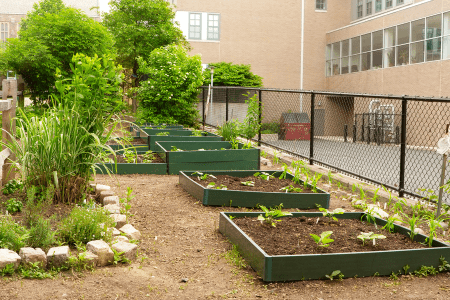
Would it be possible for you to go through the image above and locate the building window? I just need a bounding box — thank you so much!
[0,23,8,42]
[426,14,442,62]
[375,0,382,12]
[188,13,201,40]
[386,0,392,9]
[443,12,450,60]
[316,0,327,10]
[357,0,363,18]
[366,0,372,15]
[207,14,220,40]
[396,0,404,4]
[351,36,361,72]
[341,39,350,74]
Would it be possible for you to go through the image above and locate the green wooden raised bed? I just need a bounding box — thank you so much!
[179,170,329,208]
[148,135,223,151]
[141,128,192,136]
[156,141,260,175]
[95,151,166,175]
[219,212,450,282]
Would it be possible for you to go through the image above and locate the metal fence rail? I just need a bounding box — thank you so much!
[198,86,450,203]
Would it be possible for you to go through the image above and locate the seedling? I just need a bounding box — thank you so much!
[242,142,253,149]
[142,150,155,163]
[318,206,345,221]
[192,171,216,181]
[426,218,443,247]
[357,232,386,246]
[310,173,323,193]
[2,179,23,195]
[381,214,402,233]
[207,182,227,190]
[170,146,183,152]
[372,188,380,204]
[280,185,303,193]
[157,125,167,129]
[402,213,424,240]
[279,163,289,179]
[156,132,169,136]
[123,148,137,163]
[192,130,203,137]
[260,150,268,158]
[327,170,333,185]
[325,270,344,281]
[257,204,292,227]
[4,198,23,214]
[230,138,240,149]
[241,181,255,187]
[254,172,275,181]
[272,150,280,164]
[310,231,334,248]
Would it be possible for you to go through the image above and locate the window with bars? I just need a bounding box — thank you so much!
[207,14,220,40]
[366,0,372,15]
[357,0,363,18]
[0,23,8,42]
[188,13,201,40]
[316,0,327,10]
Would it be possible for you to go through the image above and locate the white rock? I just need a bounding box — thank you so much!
[366,204,389,219]
[109,227,121,237]
[352,200,365,206]
[99,191,115,201]
[111,241,138,261]
[86,240,114,266]
[103,195,120,206]
[113,236,129,243]
[95,184,111,193]
[104,204,121,214]
[47,246,70,268]
[119,224,141,241]
[110,214,127,229]
[0,249,21,269]
[79,251,98,268]
[414,228,425,235]
[19,247,47,267]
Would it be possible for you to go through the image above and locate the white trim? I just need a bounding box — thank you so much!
[315,10,328,13]
[327,0,432,34]
[186,39,220,43]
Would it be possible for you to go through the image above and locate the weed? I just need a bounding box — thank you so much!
[120,187,135,219]
[413,265,438,277]
[327,170,333,185]
[272,150,280,164]
[0,264,15,276]
[0,215,29,252]
[403,264,410,275]
[27,217,56,250]
[260,150,268,158]
[112,248,131,265]
[223,244,247,269]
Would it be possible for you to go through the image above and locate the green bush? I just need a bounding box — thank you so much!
[23,185,53,226]
[0,215,29,252]
[203,62,263,87]
[27,217,56,251]
[58,206,115,245]
[217,120,240,141]
[2,179,24,195]
[261,122,280,134]
[136,44,203,127]
[4,198,23,214]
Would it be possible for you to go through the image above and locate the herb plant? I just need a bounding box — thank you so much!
[142,150,156,163]
[123,149,137,163]
[325,270,344,281]
[257,205,292,227]
[357,232,386,246]
[310,231,334,248]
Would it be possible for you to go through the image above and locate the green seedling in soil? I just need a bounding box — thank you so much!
[123,148,137,163]
[418,188,438,203]
[260,150,268,158]
[310,231,334,248]
[112,248,130,265]
[364,208,378,228]
[327,170,333,185]
[242,142,253,149]
[120,187,135,219]
[372,188,380,204]
[318,206,345,221]
[142,150,156,163]
[4,198,23,214]
[302,172,311,190]
[393,198,407,214]
[439,256,450,272]
[257,204,292,227]
[2,179,23,195]
[207,183,227,190]
[382,215,402,233]
[280,185,303,193]
[241,181,255,187]
[272,150,280,164]
[156,132,169,136]
[358,184,366,200]
[403,264,410,275]
[414,265,438,277]
[357,232,386,246]
[279,163,289,179]
[310,173,323,193]
[170,146,184,152]
[325,270,344,281]
[192,130,203,137]
[230,138,240,150]
[157,125,167,129]
[192,171,217,181]
[253,172,275,181]
[337,181,343,190]
[426,218,443,247]
[382,186,395,209]
[0,263,15,276]
[402,213,424,240]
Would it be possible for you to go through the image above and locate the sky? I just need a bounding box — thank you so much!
[98,0,110,14]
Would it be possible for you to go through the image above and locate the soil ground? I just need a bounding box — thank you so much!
[1,163,450,299]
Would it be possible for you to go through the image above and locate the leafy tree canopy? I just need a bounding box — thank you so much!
[203,62,263,87]
[0,0,114,101]
[102,0,187,86]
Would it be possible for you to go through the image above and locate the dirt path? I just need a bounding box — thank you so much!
[1,170,450,299]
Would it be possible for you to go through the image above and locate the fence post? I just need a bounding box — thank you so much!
[258,89,262,146]
[202,87,205,128]
[309,92,315,165]
[399,96,407,197]
[1,79,16,185]
[226,87,229,123]
[344,124,348,142]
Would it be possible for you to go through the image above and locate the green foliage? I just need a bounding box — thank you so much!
[0,0,114,100]
[217,120,240,141]
[261,122,280,134]
[310,231,334,248]
[18,262,57,279]
[0,215,30,252]
[325,270,344,280]
[120,187,135,219]
[203,62,263,87]
[123,149,137,163]
[318,207,345,221]
[279,185,303,193]
[357,232,386,246]
[58,206,114,245]
[2,179,24,195]
[23,185,54,227]
[112,248,131,265]
[413,265,438,277]
[192,171,217,181]
[4,198,23,214]
[27,217,56,251]
[207,182,228,190]
[156,132,170,136]
[239,92,262,141]
[241,181,255,187]
[103,0,187,86]
[257,204,293,227]
[142,150,156,163]
[136,44,203,126]
[253,172,275,181]
[223,244,247,269]
[0,264,15,276]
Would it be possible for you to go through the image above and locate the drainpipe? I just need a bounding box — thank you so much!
[300,0,305,112]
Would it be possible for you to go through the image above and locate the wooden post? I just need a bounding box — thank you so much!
[1,79,16,184]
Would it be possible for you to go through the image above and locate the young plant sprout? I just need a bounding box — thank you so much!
[257,204,292,227]
[381,214,402,233]
[170,146,183,152]
[241,181,255,187]
[280,185,303,193]
[310,173,323,193]
[254,172,275,181]
[142,150,155,163]
[327,170,333,185]
[123,148,137,163]
[156,132,169,136]
[325,270,344,281]
[426,218,443,247]
[192,130,203,137]
[402,213,425,240]
[310,231,334,248]
[230,138,240,149]
[272,150,280,164]
[279,163,289,180]
[357,232,386,246]
[318,207,345,221]
[207,182,227,190]
[372,188,380,204]
[192,171,217,181]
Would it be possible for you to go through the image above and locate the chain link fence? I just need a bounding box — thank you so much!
[198,86,450,203]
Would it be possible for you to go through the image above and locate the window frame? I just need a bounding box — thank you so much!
[188,12,202,40]
[0,22,9,42]
[206,13,220,41]
[316,0,327,10]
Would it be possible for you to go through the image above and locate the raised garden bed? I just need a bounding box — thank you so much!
[95,151,166,175]
[156,141,260,175]
[219,212,450,282]
[141,128,191,136]
[107,137,149,151]
[148,135,223,151]
[179,170,329,208]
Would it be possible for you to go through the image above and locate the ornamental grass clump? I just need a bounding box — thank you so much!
[58,206,115,245]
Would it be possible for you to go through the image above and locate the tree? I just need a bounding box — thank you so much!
[203,62,263,87]
[102,0,187,88]
[136,44,203,126]
[0,0,114,101]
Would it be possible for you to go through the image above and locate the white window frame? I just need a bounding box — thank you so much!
[316,0,327,11]
[207,14,220,41]
[188,13,202,40]
[0,22,8,42]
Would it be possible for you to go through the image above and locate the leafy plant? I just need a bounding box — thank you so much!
[426,218,443,247]
[170,146,184,152]
[0,264,15,276]
[280,185,303,193]
[206,182,227,190]
[112,248,131,265]
[156,132,170,136]
[27,216,56,251]
[382,215,402,233]
[402,213,424,240]
[4,198,23,214]
[327,170,333,185]
[272,150,280,164]
[123,149,137,163]
[202,62,263,87]
[217,120,240,142]
[413,265,438,277]
[310,173,323,193]
[142,150,156,163]
[279,163,289,180]
[120,187,135,219]
[325,270,344,281]
[318,207,345,221]
[192,130,203,137]
[2,179,23,195]
[192,171,217,181]
[254,172,275,181]
[257,204,292,227]
[357,232,386,246]
[238,92,261,143]
[260,150,268,158]
[310,231,334,248]
[0,215,30,252]
[23,185,54,227]
[241,181,255,187]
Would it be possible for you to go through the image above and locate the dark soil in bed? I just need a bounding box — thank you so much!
[233,216,428,256]
[190,175,317,193]
[107,153,165,164]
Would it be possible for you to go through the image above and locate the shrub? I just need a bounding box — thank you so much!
[58,206,115,245]
[217,120,240,141]
[0,215,29,252]
[2,179,24,195]
[4,198,23,214]
[23,185,53,226]
[136,44,203,127]
[27,217,56,251]
[203,62,263,87]
[261,122,280,134]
